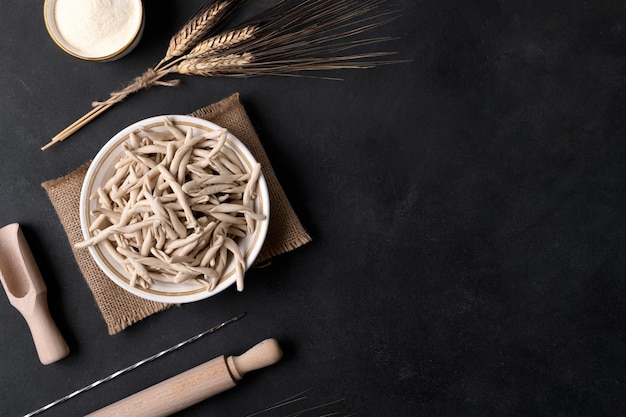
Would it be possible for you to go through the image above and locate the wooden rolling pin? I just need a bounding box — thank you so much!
[0,223,69,365]
[87,338,283,417]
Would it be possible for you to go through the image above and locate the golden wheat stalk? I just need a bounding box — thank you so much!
[42,0,403,151]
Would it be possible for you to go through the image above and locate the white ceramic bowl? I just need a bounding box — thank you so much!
[44,0,145,61]
[79,115,270,303]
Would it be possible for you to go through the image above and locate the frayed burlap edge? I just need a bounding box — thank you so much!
[42,163,171,335]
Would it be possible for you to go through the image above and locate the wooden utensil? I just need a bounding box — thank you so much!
[87,338,283,417]
[25,315,245,417]
[0,223,69,365]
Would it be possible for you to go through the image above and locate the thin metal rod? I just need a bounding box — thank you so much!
[24,313,246,417]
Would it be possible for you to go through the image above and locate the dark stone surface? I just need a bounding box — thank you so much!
[1,1,625,416]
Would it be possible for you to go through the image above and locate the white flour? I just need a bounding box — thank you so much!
[54,0,141,57]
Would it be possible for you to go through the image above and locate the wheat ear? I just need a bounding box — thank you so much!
[176,53,254,76]
[186,26,257,58]
[157,0,231,68]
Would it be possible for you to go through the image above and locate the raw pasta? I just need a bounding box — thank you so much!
[76,118,265,292]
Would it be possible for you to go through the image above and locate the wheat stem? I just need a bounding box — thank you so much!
[42,103,113,150]
[41,68,177,150]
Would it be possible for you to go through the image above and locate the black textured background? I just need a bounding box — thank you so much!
[1,1,625,416]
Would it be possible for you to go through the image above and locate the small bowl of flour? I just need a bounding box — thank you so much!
[44,0,144,61]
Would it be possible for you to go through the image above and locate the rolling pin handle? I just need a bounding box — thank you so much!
[86,338,283,417]
[227,338,283,381]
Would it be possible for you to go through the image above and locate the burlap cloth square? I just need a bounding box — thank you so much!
[42,93,311,335]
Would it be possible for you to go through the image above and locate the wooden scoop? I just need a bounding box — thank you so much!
[0,223,69,365]
[87,338,283,417]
